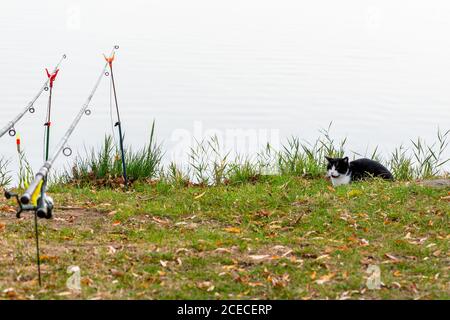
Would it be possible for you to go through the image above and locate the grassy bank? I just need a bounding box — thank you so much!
[0,176,448,299]
[0,125,449,189]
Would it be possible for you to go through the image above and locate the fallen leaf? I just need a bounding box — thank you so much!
[347,190,363,197]
[152,216,170,226]
[315,273,335,285]
[281,250,293,257]
[175,248,190,254]
[197,281,214,291]
[108,246,117,255]
[249,254,271,261]
[40,255,58,263]
[224,227,241,234]
[384,253,401,262]
[248,282,264,287]
[222,265,237,271]
[3,288,17,299]
[81,277,94,286]
[360,239,369,247]
[110,269,124,277]
[310,271,317,280]
[160,260,168,268]
[432,250,441,257]
[214,248,232,254]
[194,191,207,200]
[393,270,402,277]
[267,274,290,287]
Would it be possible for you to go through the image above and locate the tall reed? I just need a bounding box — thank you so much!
[66,121,163,186]
[0,157,12,188]
[52,123,450,187]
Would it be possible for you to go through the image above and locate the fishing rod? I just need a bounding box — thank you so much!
[20,45,118,207]
[0,54,66,138]
[21,68,60,285]
[104,52,128,188]
[44,68,59,161]
[4,45,118,286]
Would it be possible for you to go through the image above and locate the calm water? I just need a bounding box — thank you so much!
[1,0,449,179]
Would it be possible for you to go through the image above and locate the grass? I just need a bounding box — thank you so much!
[0,124,448,300]
[0,157,12,188]
[0,176,448,299]
[2,124,448,190]
[63,121,163,187]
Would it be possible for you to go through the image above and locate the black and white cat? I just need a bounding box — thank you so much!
[325,156,393,186]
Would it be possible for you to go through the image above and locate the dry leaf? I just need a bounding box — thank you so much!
[40,255,58,263]
[81,277,94,286]
[393,270,402,277]
[3,288,17,299]
[315,273,335,285]
[347,190,363,197]
[384,253,400,262]
[224,227,241,234]
[214,248,232,254]
[249,254,271,261]
[110,269,124,277]
[160,260,168,268]
[359,239,369,247]
[108,246,117,255]
[432,250,441,257]
[197,281,214,291]
[248,282,264,287]
[194,191,207,200]
[267,274,290,287]
[175,248,190,254]
[152,216,170,226]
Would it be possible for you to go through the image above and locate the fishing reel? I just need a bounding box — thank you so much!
[4,190,53,219]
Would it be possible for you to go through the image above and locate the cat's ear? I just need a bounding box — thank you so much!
[325,156,333,163]
[343,157,349,163]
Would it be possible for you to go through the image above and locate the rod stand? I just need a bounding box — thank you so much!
[4,189,53,286]
[4,190,53,219]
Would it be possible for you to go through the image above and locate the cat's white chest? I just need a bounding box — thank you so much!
[331,174,351,186]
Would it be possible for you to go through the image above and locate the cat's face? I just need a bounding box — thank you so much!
[325,156,349,178]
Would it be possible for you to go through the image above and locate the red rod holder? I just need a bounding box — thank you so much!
[45,68,59,88]
[103,52,115,66]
